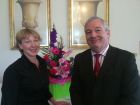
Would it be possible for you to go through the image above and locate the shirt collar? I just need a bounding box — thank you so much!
[91,45,109,56]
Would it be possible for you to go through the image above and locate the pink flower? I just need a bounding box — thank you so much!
[63,49,72,57]
[50,68,58,75]
[43,54,49,61]
[59,58,65,63]
[50,60,57,67]
[60,62,70,71]
[51,47,60,55]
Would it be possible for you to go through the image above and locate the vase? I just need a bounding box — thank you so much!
[17,0,41,29]
[49,82,71,100]
[76,0,102,25]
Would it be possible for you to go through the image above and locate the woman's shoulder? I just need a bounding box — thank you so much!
[3,58,22,77]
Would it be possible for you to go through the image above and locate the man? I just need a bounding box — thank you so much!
[70,16,140,105]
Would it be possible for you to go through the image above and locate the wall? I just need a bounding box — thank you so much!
[0,0,140,101]
[109,0,140,70]
[0,0,20,80]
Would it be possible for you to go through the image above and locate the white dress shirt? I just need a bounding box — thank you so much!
[91,45,109,70]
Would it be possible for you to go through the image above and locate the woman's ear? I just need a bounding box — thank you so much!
[18,43,23,50]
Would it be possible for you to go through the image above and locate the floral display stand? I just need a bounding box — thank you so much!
[49,82,71,100]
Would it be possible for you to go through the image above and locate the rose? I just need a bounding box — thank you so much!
[44,54,49,61]
[50,60,57,67]
[50,68,57,75]
[50,47,60,55]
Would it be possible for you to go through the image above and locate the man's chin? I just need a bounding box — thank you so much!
[91,45,101,52]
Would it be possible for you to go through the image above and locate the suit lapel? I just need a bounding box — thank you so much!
[82,50,96,80]
[98,46,117,78]
[85,49,93,73]
[84,50,98,82]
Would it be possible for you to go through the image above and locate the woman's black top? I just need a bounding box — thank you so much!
[1,54,52,105]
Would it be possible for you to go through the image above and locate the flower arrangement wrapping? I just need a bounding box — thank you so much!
[42,26,74,85]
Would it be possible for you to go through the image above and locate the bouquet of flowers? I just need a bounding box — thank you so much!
[42,26,74,84]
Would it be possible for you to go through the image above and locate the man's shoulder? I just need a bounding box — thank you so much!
[76,49,91,56]
[74,49,91,60]
[109,45,135,57]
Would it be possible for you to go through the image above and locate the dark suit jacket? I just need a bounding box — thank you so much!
[70,45,140,105]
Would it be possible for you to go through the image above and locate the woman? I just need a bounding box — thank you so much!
[1,28,69,105]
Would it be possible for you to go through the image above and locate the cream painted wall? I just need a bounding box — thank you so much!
[109,0,140,72]
[0,0,140,82]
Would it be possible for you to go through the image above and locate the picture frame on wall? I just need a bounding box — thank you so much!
[9,0,51,49]
[68,0,109,48]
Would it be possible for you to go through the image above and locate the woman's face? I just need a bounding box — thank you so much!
[19,34,40,58]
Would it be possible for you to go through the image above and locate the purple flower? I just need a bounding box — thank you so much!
[50,26,57,47]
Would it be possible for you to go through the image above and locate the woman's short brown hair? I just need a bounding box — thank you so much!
[15,28,41,53]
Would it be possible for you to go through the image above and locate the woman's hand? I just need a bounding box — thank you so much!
[53,100,70,105]
[49,97,71,105]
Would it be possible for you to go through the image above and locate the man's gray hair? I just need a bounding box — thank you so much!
[84,16,109,31]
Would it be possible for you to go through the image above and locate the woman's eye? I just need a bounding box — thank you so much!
[34,39,39,42]
[24,40,31,43]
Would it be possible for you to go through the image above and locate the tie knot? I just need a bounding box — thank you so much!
[94,54,101,59]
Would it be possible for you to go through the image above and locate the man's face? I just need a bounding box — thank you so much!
[85,19,110,53]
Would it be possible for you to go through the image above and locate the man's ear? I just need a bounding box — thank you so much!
[107,30,110,37]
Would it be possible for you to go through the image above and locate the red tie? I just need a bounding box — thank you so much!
[94,54,101,76]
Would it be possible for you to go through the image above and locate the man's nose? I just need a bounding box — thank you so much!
[91,30,97,37]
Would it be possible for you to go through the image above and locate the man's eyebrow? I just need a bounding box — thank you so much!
[95,27,102,29]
